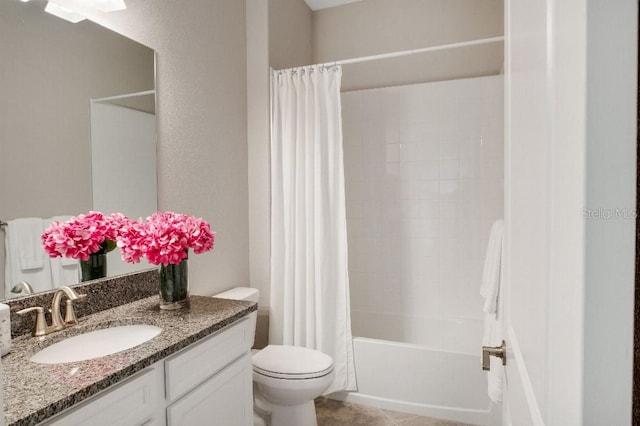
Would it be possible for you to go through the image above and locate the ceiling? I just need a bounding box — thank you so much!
[303,0,363,11]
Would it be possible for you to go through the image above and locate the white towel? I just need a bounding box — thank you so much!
[46,216,79,285]
[50,257,80,286]
[12,218,45,270]
[4,219,53,298]
[481,220,504,314]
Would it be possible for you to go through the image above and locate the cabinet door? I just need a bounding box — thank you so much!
[165,317,252,402]
[45,363,165,426]
[167,353,252,426]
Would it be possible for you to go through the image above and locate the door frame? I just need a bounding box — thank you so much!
[633,5,640,420]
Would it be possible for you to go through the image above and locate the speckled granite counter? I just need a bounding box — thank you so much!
[2,295,257,426]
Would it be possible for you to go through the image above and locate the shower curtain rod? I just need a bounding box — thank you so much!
[275,36,504,71]
[92,89,155,103]
[329,36,504,66]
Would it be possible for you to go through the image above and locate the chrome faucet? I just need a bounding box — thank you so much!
[17,286,86,337]
[11,281,34,295]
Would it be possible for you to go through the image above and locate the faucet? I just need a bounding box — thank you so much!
[17,286,86,337]
[50,286,86,328]
[11,281,34,295]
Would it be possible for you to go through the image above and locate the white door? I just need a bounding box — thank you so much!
[502,1,636,425]
[501,0,586,424]
[502,0,552,423]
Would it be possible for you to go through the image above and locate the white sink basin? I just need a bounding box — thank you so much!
[30,324,162,364]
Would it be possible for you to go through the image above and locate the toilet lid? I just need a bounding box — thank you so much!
[252,345,334,380]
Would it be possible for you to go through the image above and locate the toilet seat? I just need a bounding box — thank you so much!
[253,365,334,380]
[252,345,334,380]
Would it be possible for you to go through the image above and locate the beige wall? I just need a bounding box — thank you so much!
[0,0,153,293]
[312,0,504,90]
[75,0,250,297]
[247,0,271,349]
[269,0,313,69]
[247,0,312,348]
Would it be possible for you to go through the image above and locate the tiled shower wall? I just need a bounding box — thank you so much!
[342,75,504,351]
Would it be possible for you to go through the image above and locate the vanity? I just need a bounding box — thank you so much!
[2,293,257,426]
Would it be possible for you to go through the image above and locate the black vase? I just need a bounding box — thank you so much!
[80,253,107,282]
[159,257,189,310]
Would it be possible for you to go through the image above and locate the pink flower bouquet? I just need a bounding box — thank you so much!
[42,211,129,261]
[117,211,215,266]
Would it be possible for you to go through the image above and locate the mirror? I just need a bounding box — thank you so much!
[0,0,157,298]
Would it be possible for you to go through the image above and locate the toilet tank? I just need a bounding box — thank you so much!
[214,287,259,345]
[214,287,259,303]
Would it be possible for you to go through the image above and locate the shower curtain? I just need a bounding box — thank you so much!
[269,65,356,394]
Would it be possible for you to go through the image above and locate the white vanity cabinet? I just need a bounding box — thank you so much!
[42,364,165,426]
[166,353,252,425]
[43,317,253,426]
[164,316,253,425]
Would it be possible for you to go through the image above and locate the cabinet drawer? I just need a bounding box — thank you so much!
[166,353,253,426]
[44,363,165,426]
[165,317,252,402]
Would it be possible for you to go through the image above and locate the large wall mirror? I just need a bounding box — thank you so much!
[0,0,157,299]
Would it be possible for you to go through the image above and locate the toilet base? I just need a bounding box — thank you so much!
[270,400,318,426]
[251,345,335,426]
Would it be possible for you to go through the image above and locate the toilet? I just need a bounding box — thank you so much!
[214,287,335,426]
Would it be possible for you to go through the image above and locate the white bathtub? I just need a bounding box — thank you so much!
[332,314,501,425]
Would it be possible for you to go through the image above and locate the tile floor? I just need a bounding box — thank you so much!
[314,397,473,426]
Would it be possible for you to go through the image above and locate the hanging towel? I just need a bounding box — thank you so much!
[50,257,80,286]
[481,220,504,314]
[46,217,79,285]
[4,219,53,298]
[12,218,45,270]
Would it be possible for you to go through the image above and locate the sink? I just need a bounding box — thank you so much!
[30,324,162,364]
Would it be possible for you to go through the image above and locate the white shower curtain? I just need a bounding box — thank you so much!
[269,65,357,394]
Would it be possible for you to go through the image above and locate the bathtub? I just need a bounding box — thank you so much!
[332,314,502,425]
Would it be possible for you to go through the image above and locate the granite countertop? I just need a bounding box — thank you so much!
[2,295,257,426]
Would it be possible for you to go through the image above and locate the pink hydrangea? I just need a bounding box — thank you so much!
[41,212,127,261]
[116,218,149,264]
[105,213,130,241]
[117,211,215,266]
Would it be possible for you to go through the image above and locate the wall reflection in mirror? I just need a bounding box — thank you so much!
[0,0,157,299]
